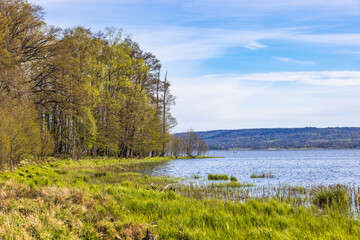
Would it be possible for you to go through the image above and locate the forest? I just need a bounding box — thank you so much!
[0,0,180,169]
[195,127,360,150]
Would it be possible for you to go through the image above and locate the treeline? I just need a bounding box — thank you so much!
[195,127,360,150]
[171,130,208,158]
[0,0,176,168]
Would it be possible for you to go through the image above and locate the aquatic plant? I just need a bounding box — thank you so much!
[208,174,229,180]
[312,186,348,209]
[230,176,238,182]
[250,173,265,178]
[250,171,275,178]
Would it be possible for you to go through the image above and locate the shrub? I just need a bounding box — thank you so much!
[193,174,200,179]
[230,176,237,182]
[208,174,229,180]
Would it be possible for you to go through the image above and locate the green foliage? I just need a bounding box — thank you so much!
[208,174,229,180]
[0,0,178,168]
[193,174,200,179]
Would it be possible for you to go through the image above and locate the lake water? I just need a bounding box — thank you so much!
[153,150,360,186]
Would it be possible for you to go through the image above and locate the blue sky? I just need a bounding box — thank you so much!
[31,0,360,132]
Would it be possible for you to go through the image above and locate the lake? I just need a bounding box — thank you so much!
[153,149,360,186]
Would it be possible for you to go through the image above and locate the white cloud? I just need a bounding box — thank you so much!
[130,27,273,61]
[172,71,360,131]
[273,57,315,65]
[243,41,268,50]
[202,71,360,87]
[182,0,360,16]
[130,26,360,64]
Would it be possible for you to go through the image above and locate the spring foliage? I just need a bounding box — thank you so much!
[0,0,176,168]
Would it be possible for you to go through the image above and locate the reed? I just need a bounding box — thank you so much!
[208,174,229,180]
[250,171,275,178]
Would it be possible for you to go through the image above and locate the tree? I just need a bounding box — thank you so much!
[197,138,208,156]
[0,0,177,168]
[178,129,208,157]
[159,72,176,156]
[170,135,185,158]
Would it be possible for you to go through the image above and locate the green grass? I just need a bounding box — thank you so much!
[211,181,254,188]
[208,174,229,180]
[0,157,358,239]
[312,186,349,209]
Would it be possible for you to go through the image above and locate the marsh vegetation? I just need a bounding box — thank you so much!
[0,157,359,239]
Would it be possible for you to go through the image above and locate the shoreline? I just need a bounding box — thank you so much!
[0,157,358,239]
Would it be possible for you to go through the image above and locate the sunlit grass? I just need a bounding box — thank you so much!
[0,157,358,239]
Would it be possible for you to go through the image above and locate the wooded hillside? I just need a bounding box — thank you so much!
[192,127,360,150]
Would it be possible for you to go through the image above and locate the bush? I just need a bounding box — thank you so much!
[230,176,237,182]
[193,174,200,179]
[208,174,229,180]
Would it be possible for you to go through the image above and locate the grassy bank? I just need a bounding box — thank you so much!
[0,157,359,239]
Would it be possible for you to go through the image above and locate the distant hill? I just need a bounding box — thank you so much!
[185,127,360,150]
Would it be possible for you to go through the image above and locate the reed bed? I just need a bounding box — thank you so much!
[174,181,360,213]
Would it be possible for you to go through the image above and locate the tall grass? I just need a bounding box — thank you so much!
[0,157,358,239]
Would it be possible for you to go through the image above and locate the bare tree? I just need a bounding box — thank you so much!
[170,135,185,157]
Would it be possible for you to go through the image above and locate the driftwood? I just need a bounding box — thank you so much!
[160,184,171,192]
[150,183,175,192]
